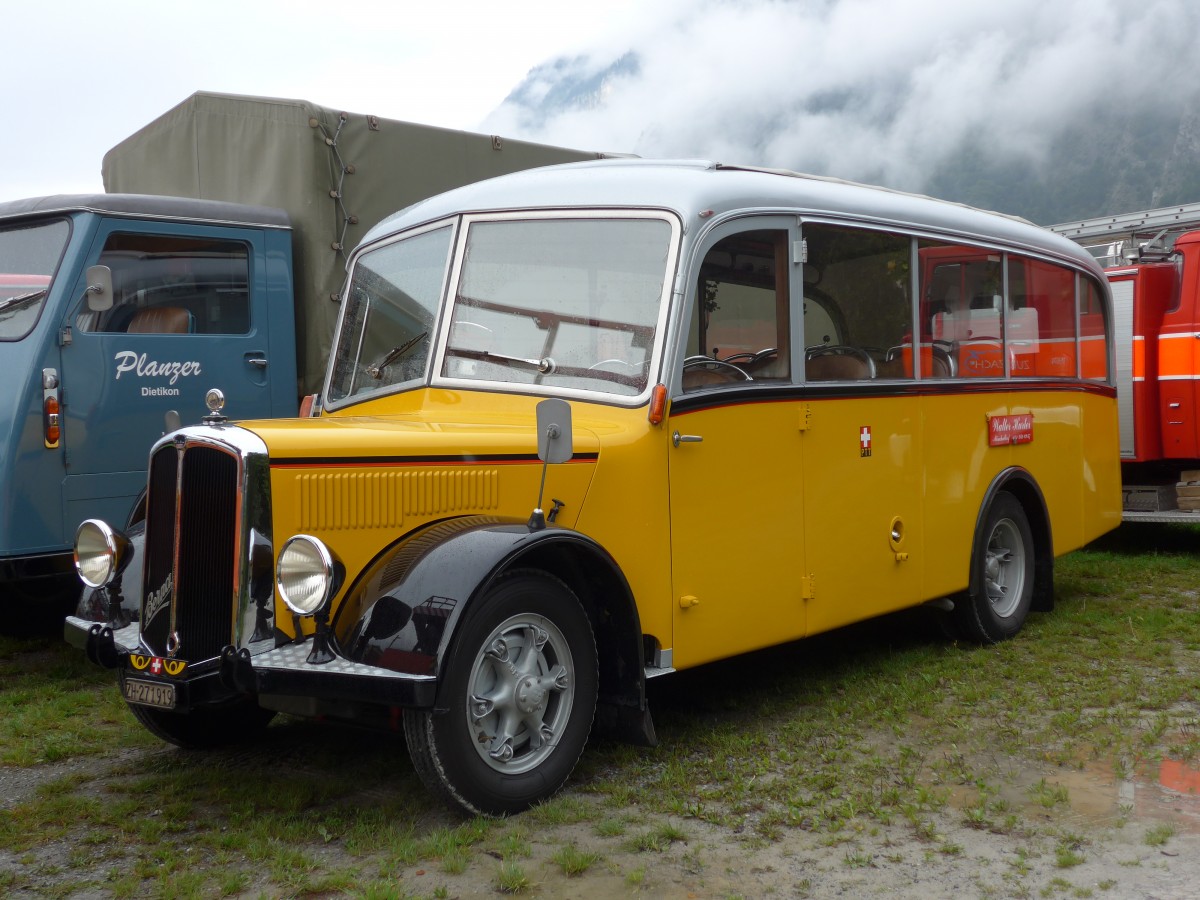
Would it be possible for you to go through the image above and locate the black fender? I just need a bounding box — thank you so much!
[970,468,1054,612]
[334,515,654,744]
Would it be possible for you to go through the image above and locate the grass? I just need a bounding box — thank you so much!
[3,522,1200,896]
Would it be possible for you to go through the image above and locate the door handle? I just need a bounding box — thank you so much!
[246,356,268,369]
[672,431,703,447]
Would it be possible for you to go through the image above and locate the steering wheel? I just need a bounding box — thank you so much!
[683,356,751,380]
[588,358,642,373]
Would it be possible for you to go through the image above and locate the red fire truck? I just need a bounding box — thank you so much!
[1052,202,1200,521]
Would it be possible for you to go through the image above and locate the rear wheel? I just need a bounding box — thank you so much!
[120,670,275,748]
[951,492,1035,644]
[404,569,597,816]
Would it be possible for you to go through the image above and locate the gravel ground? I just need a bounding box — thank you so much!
[3,733,1200,898]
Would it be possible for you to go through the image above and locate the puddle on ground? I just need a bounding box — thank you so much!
[952,756,1200,834]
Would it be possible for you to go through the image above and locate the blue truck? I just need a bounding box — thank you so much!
[0,92,603,621]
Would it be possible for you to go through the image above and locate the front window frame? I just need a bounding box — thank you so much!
[324,218,459,409]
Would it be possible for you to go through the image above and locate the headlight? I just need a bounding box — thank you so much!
[276,535,338,616]
[74,519,131,588]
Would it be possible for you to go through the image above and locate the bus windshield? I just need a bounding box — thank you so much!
[0,218,70,341]
[441,216,674,399]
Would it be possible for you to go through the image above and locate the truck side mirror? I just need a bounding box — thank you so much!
[85,265,114,312]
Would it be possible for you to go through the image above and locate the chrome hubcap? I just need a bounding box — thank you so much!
[465,614,574,774]
[984,518,1025,619]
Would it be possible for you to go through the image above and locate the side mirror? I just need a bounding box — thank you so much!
[536,398,573,464]
[85,265,113,312]
[529,398,573,530]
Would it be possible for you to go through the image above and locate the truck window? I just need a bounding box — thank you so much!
[76,233,250,335]
[0,218,69,342]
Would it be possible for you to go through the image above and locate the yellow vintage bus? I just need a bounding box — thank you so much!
[68,160,1121,815]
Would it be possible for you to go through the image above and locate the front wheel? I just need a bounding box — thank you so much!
[951,492,1035,644]
[404,570,598,816]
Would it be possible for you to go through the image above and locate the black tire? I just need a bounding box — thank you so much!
[403,569,598,816]
[0,572,81,638]
[951,492,1035,644]
[120,670,275,749]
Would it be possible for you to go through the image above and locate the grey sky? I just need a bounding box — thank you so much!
[4,0,1196,203]
[0,0,642,200]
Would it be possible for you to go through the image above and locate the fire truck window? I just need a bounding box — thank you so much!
[683,229,790,391]
[76,233,251,335]
[801,224,910,381]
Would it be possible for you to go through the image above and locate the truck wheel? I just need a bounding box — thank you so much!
[953,492,1035,644]
[120,671,275,749]
[403,570,598,816]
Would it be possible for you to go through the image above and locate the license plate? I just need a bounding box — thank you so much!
[123,678,176,709]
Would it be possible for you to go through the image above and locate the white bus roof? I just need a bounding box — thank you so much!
[362,159,1104,278]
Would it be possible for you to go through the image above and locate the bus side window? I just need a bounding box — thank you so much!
[1080,275,1109,381]
[1010,256,1076,378]
[802,224,911,381]
[920,245,1003,378]
[683,229,790,392]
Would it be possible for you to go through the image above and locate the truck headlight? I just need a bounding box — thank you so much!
[74,519,131,588]
[276,535,340,617]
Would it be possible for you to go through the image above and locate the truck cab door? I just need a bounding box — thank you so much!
[57,220,276,538]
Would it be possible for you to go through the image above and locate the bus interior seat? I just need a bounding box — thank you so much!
[931,344,956,377]
[805,346,876,381]
[875,355,906,379]
[126,306,196,334]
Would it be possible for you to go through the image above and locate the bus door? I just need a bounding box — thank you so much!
[667,222,808,669]
[798,222,923,635]
[59,221,268,538]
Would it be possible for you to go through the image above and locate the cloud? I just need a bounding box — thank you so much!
[483,0,1200,191]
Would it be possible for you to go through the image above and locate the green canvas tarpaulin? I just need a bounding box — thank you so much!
[102,91,606,394]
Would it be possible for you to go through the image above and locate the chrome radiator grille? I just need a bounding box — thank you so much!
[140,441,241,662]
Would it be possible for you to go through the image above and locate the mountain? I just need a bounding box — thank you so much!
[490,52,1200,227]
[926,94,1200,225]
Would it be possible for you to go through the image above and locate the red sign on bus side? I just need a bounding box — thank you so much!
[988,414,1033,447]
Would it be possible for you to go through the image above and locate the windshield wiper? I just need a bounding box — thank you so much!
[447,347,557,374]
[366,331,428,379]
[0,289,47,316]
